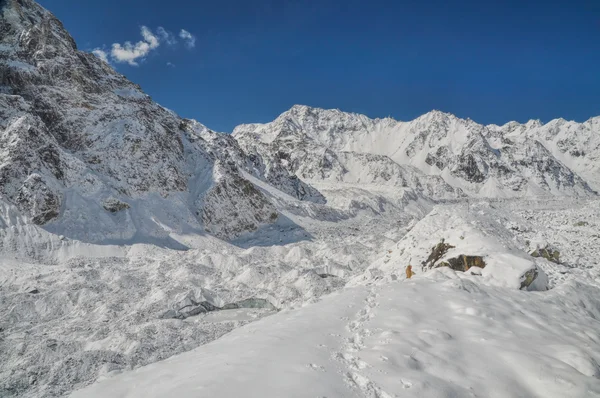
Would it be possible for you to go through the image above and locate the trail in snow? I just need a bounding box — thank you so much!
[72,272,600,398]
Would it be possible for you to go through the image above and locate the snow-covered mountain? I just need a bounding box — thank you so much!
[233,105,598,198]
[2,0,596,247]
[2,1,600,398]
[0,0,326,244]
[487,117,600,192]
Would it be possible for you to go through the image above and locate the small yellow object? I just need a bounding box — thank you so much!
[406,265,415,279]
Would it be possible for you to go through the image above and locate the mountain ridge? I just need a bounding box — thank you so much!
[233,104,599,197]
[235,104,599,134]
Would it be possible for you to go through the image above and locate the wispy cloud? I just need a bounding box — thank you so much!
[179,29,196,49]
[157,27,178,46]
[91,26,196,66]
[167,62,176,68]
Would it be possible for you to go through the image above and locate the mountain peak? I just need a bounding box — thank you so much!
[1,0,47,27]
[415,110,461,125]
[525,119,543,128]
[1,0,77,56]
[281,104,376,125]
[288,104,313,112]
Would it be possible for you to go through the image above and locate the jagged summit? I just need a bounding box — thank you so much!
[234,104,599,197]
[1,0,76,51]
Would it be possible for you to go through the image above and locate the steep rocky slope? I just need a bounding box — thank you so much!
[0,0,322,244]
[487,118,600,191]
[233,105,597,198]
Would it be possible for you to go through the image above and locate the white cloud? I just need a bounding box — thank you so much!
[111,26,160,66]
[179,29,196,49]
[141,26,160,49]
[92,48,109,63]
[92,26,194,67]
[157,27,178,46]
[167,62,175,68]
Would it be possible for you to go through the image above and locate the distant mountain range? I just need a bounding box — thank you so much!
[234,105,599,199]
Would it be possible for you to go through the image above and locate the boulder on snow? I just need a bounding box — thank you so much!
[422,239,456,269]
[439,255,486,272]
[102,198,131,213]
[530,246,560,264]
[520,267,539,290]
[421,239,487,273]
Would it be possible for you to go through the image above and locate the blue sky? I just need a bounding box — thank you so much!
[39,0,600,132]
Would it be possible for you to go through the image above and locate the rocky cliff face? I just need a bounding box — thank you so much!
[0,0,321,243]
[233,105,597,199]
[487,117,600,192]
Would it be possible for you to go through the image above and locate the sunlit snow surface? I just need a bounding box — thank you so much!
[65,197,600,398]
[73,277,600,398]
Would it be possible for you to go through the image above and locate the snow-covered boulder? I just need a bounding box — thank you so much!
[357,203,549,290]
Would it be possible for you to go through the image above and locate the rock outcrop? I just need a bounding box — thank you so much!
[531,246,561,264]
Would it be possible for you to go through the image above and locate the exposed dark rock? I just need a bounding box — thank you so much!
[520,267,539,289]
[455,154,486,183]
[201,171,279,239]
[16,175,61,225]
[422,239,455,269]
[530,247,560,264]
[102,198,130,213]
[439,255,486,272]
[422,239,486,273]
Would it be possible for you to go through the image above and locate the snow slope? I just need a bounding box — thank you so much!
[72,272,600,398]
[70,198,600,398]
[0,174,422,397]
